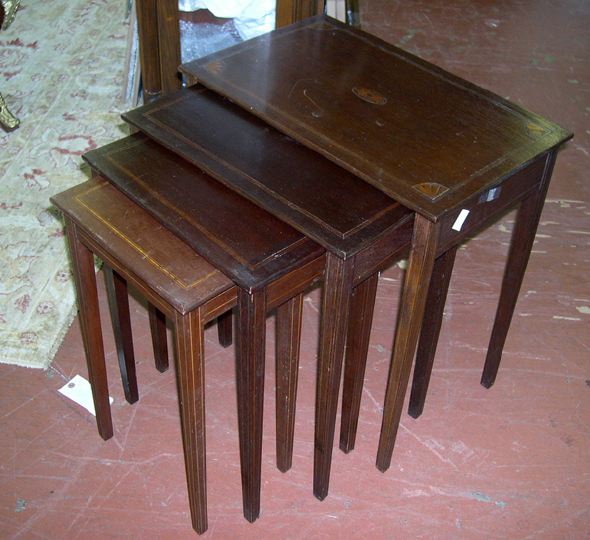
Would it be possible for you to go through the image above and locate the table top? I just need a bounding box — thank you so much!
[82,134,323,291]
[51,179,234,314]
[182,15,572,221]
[123,86,413,259]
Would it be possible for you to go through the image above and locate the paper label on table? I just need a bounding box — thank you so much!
[452,209,470,231]
[479,186,502,203]
[58,374,113,417]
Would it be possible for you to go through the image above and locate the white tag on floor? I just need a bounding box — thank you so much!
[58,374,113,416]
[452,209,470,231]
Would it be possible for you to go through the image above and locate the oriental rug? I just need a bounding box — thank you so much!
[0,0,129,368]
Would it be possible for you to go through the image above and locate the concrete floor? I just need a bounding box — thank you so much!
[1,1,589,538]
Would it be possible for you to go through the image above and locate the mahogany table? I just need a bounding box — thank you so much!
[83,135,326,526]
[52,178,235,534]
[178,14,572,483]
[121,86,417,506]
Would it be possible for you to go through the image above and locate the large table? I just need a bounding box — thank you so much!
[127,15,571,509]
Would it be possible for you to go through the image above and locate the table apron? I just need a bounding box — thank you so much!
[436,156,547,257]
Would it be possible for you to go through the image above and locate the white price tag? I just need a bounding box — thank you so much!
[452,209,470,231]
[58,374,113,416]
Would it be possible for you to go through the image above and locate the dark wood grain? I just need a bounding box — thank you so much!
[64,218,113,441]
[182,16,571,220]
[104,267,139,404]
[275,294,304,473]
[83,134,321,524]
[216,309,233,348]
[314,252,354,500]
[236,288,267,522]
[52,180,235,315]
[435,158,547,257]
[148,303,169,372]
[339,273,378,453]
[482,151,558,388]
[173,307,208,534]
[122,86,413,259]
[408,246,458,419]
[178,16,571,480]
[83,134,323,291]
[376,214,439,472]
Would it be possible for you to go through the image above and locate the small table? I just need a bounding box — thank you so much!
[180,15,572,479]
[83,134,326,525]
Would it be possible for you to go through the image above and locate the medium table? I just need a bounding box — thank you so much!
[83,134,326,525]
[121,85,430,507]
[179,15,572,482]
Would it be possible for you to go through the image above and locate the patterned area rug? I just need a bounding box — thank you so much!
[0,0,129,368]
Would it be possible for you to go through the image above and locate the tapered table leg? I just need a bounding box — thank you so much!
[339,273,378,453]
[236,288,266,522]
[173,308,208,534]
[149,303,169,372]
[376,214,439,472]
[275,294,304,473]
[408,246,457,418]
[217,309,233,348]
[104,267,139,404]
[314,253,354,500]
[482,152,557,388]
[65,221,113,440]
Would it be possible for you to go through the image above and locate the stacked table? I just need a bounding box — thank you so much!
[61,14,571,535]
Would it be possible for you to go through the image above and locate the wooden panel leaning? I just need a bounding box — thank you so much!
[51,176,324,534]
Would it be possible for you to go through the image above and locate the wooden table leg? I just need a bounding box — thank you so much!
[481,151,557,388]
[104,267,139,404]
[65,221,113,440]
[173,308,208,534]
[275,293,304,473]
[339,273,378,453]
[408,246,458,418]
[376,214,439,472]
[217,309,233,348]
[314,253,354,500]
[149,303,169,372]
[236,288,267,522]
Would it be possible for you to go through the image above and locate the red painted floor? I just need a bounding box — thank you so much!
[2,1,589,538]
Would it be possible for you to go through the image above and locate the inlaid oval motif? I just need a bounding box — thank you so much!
[352,87,387,105]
